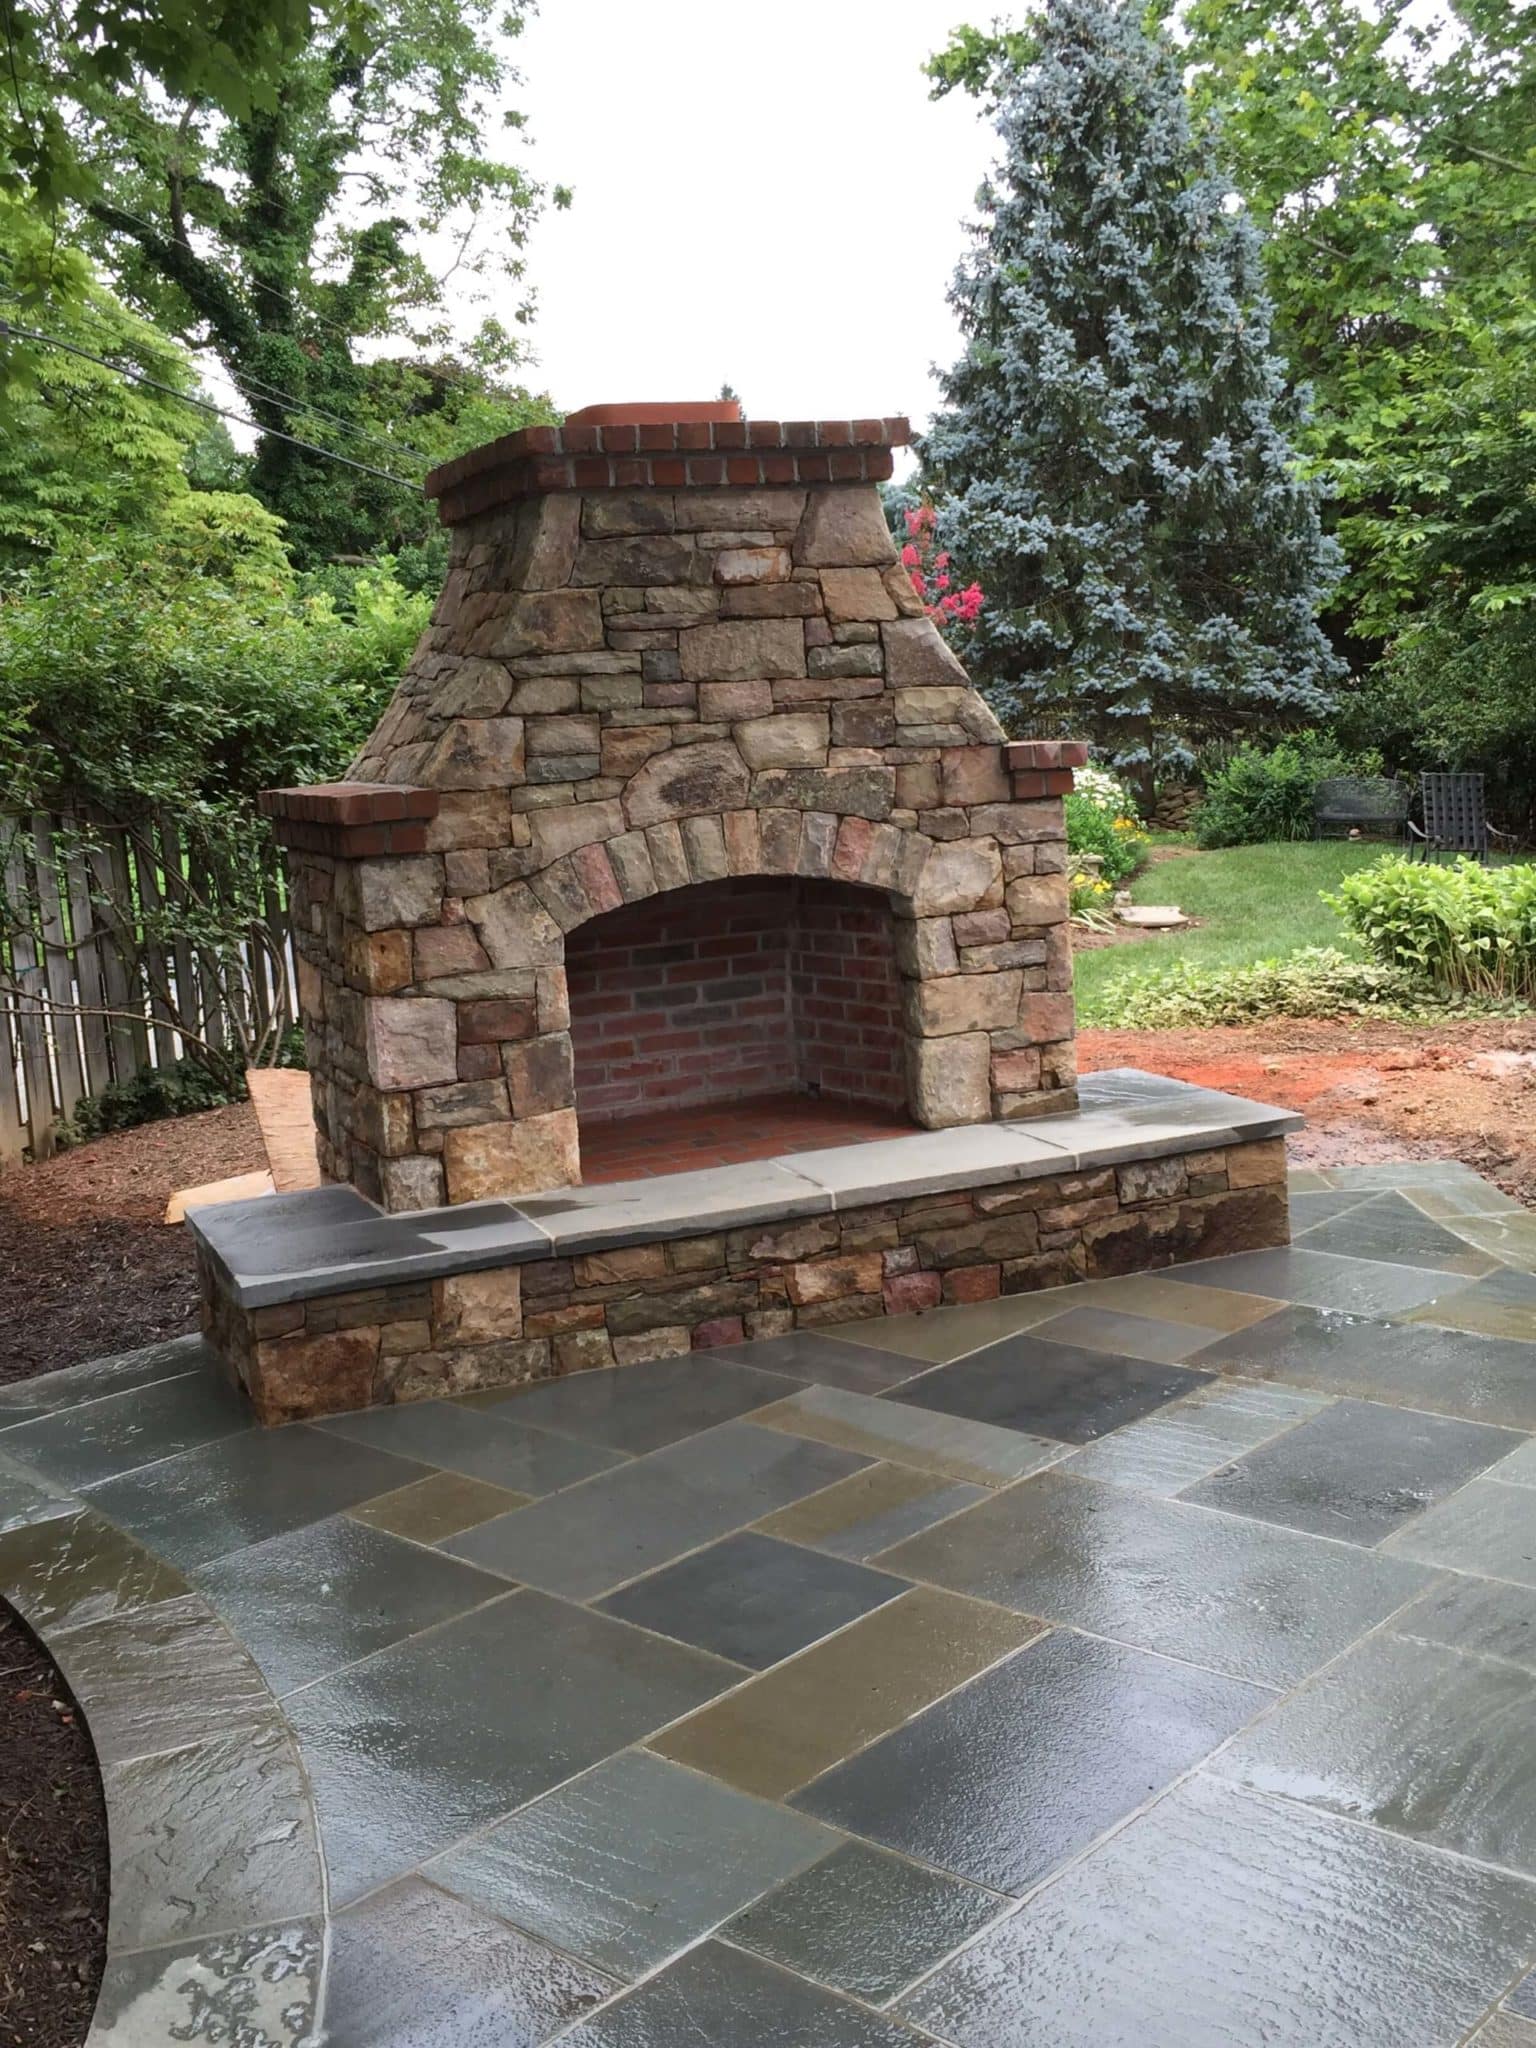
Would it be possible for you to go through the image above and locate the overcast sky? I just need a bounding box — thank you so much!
[508,0,998,428]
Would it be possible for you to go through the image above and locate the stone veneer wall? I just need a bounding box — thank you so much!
[262,412,1086,1212]
[200,1135,1289,1424]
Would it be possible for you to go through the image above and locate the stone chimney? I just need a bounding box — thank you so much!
[262,403,1085,1212]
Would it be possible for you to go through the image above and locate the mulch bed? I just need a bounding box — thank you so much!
[0,1608,107,2048]
[0,1102,263,2044]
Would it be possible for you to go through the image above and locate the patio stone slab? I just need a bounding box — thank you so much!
[1063,1382,1328,1497]
[325,1875,615,2047]
[0,1508,185,1634]
[284,1590,739,1903]
[1443,1212,1536,1268]
[0,1454,77,1534]
[754,1462,987,1561]
[104,1718,321,1952]
[88,1921,321,2048]
[1025,1303,1222,1364]
[1288,1189,1375,1230]
[1063,1272,1285,1332]
[1193,1305,1536,1430]
[347,1470,530,1543]
[2,1367,253,1490]
[556,1938,928,2046]
[514,1159,831,1254]
[726,1839,1004,2006]
[1409,1266,1536,1341]
[1165,1246,1455,1316]
[481,1353,801,1452]
[1181,1397,1521,1545]
[47,1594,272,1766]
[443,1422,873,1600]
[319,1396,626,1493]
[1294,1190,1498,1274]
[649,1586,1039,1800]
[707,1331,926,1394]
[1215,1630,1536,1875]
[597,1532,906,1669]
[881,1470,1430,1686]
[1329,1160,1494,1189]
[1470,2016,1536,2047]
[751,1383,1066,1487]
[826,1293,1069,1365]
[0,1333,216,1429]
[890,1338,1213,1445]
[1396,1574,1536,1675]
[192,1513,507,1696]
[797,1629,1269,1892]
[82,1424,433,1569]
[899,1774,1536,2048]
[427,1749,836,1979]
[781,1122,1073,1206]
[1382,1477,1536,1583]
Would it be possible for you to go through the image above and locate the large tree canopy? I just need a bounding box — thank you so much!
[924,0,1342,770]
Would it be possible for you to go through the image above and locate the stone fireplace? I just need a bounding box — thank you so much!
[263,403,1082,1212]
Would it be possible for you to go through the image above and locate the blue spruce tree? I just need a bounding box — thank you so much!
[924,0,1344,771]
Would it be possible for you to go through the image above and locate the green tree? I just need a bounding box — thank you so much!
[924,0,1342,771]
[15,0,562,564]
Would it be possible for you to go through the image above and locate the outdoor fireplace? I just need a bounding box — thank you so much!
[263,403,1082,1211]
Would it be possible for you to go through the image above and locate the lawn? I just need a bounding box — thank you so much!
[1071,837,1391,1023]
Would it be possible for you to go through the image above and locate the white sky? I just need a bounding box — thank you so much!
[508,0,997,429]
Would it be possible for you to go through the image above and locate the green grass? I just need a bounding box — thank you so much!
[1072,838,1390,1023]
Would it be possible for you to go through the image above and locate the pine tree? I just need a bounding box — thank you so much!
[924,0,1344,771]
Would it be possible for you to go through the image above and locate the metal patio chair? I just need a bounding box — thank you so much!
[1408,773,1512,863]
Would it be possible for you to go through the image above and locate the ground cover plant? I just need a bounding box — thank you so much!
[1329,856,1536,1004]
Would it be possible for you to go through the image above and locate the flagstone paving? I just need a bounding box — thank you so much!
[4,1159,1536,2045]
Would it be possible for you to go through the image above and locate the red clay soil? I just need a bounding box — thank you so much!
[1081,1016,1536,1198]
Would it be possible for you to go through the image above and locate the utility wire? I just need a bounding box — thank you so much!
[0,317,426,490]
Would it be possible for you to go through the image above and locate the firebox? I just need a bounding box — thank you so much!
[262,402,1083,1210]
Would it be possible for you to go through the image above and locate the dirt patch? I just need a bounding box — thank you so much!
[0,1103,264,1388]
[1081,1016,1536,1201]
[0,1605,107,2048]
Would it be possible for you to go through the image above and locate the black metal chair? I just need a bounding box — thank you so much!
[1408,773,1512,863]
[1312,776,1410,841]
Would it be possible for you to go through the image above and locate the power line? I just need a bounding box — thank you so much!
[0,318,426,490]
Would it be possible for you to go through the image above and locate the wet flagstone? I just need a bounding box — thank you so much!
[18,1155,1536,2048]
[754,1462,987,1561]
[1181,1397,1521,1545]
[650,1586,1038,1800]
[1063,1381,1328,1496]
[882,1470,1429,1685]
[889,1337,1213,1444]
[326,1876,615,2047]
[751,1383,1065,1486]
[284,1590,739,1904]
[443,1423,873,1600]
[597,1532,906,1669]
[478,1352,802,1452]
[347,1469,530,1543]
[725,1839,1004,2006]
[796,1629,1270,1891]
[427,1749,836,1978]
[192,1513,508,1696]
[556,1939,927,2046]
[1215,1629,1536,1875]
[899,1773,1536,2048]
[1194,1305,1536,1430]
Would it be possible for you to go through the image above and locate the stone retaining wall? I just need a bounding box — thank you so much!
[201,1135,1289,1424]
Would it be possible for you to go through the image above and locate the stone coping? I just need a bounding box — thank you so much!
[189,1072,1301,1312]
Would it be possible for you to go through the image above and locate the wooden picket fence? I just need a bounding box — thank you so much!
[0,808,297,1167]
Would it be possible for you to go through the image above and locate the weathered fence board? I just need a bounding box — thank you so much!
[0,808,297,1168]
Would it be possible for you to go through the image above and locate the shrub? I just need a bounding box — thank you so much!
[1327,856,1536,1001]
[60,1058,240,1143]
[1086,946,1515,1029]
[1074,763,1140,820]
[1194,733,1381,849]
[1065,790,1148,887]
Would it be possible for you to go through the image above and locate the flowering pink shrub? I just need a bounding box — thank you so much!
[901,504,984,639]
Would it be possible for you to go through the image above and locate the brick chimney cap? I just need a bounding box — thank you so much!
[565,400,744,426]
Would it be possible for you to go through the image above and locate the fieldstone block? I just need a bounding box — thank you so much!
[601,726,672,779]
[413,925,490,981]
[380,1157,445,1213]
[504,1032,575,1117]
[250,1326,378,1424]
[354,857,445,933]
[734,712,830,770]
[570,535,695,586]
[909,970,1023,1036]
[699,680,773,720]
[465,883,565,969]
[365,998,458,1090]
[581,491,674,538]
[528,798,625,865]
[623,740,751,826]
[681,812,729,881]
[419,718,526,790]
[722,584,823,618]
[749,766,893,820]
[508,494,582,587]
[434,1266,523,1344]
[715,546,790,585]
[415,1078,511,1130]
[1006,873,1070,926]
[819,567,899,622]
[894,917,960,979]
[674,488,805,533]
[1118,1156,1189,1205]
[442,1108,580,1201]
[883,619,973,690]
[1018,991,1076,1042]
[909,838,1003,916]
[908,1032,992,1127]
[793,487,898,567]
[678,618,806,684]
[807,643,883,680]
